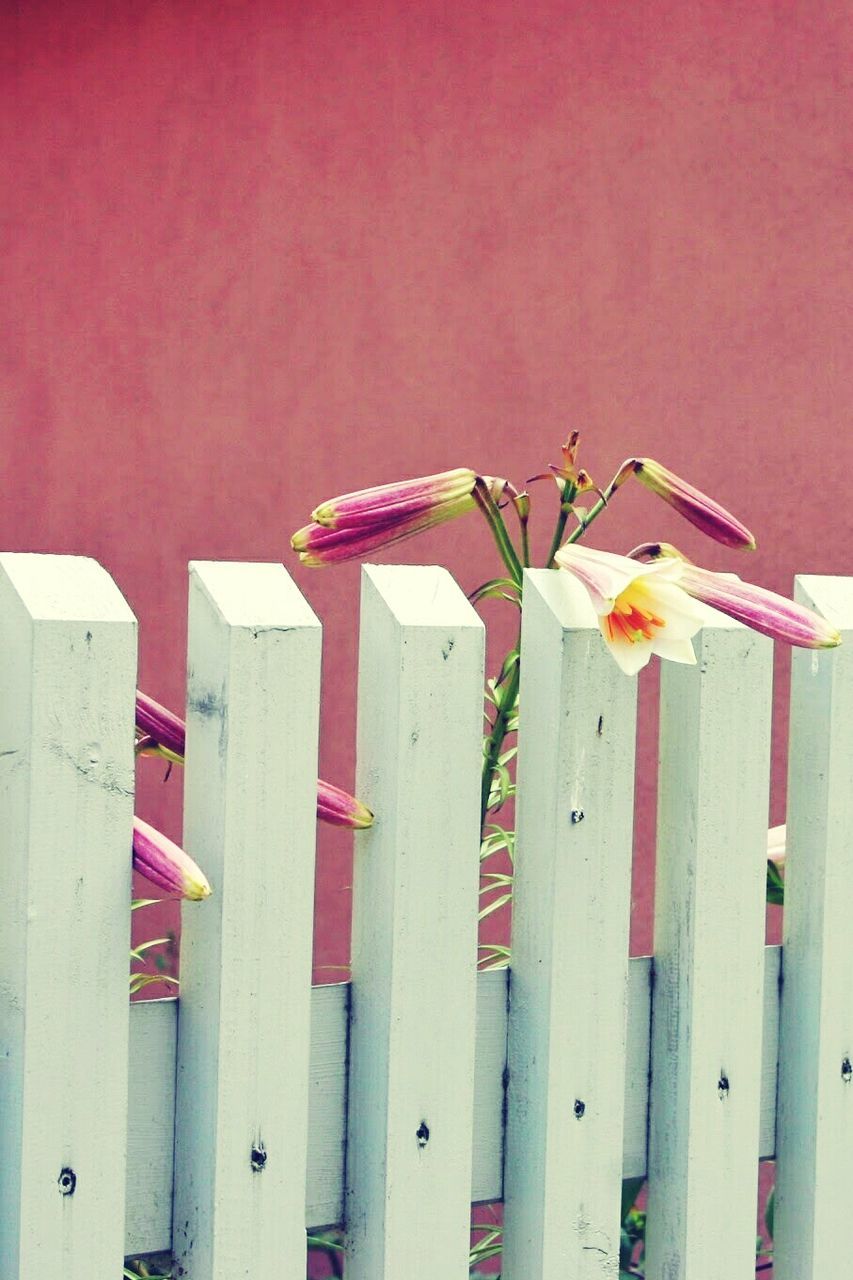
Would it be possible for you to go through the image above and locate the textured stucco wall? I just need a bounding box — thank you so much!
[2,0,851,973]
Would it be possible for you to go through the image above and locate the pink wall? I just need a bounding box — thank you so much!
[3,0,852,975]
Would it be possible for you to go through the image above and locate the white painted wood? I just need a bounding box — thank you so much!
[624,956,654,1181]
[774,577,853,1280]
[502,568,638,1278]
[172,563,321,1278]
[124,949,784,1250]
[126,999,178,1252]
[344,565,484,1280]
[471,968,510,1205]
[0,554,136,1278]
[645,617,773,1279]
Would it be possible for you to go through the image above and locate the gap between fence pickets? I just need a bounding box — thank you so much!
[124,947,781,1255]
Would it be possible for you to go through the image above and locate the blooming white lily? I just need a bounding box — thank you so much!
[554,543,707,675]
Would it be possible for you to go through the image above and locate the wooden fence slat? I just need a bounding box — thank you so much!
[502,568,638,1278]
[0,553,136,1278]
[773,576,853,1280]
[344,564,485,1280]
[172,562,321,1278]
[645,617,773,1278]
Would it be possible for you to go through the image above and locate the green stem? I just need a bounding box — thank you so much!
[480,645,521,833]
[473,480,524,586]
[545,478,578,566]
[562,463,636,548]
[520,515,531,569]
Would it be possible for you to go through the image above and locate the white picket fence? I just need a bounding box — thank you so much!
[0,552,850,1280]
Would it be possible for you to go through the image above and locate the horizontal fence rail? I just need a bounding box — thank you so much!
[0,553,849,1278]
[124,951,782,1254]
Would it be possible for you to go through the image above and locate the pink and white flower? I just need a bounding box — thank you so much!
[554,543,707,675]
[628,545,842,650]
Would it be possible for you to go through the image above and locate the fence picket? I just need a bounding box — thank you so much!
[344,564,485,1280]
[0,554,136,1278]
[172,562,321,1277]
[645,617,773,1278]
[774,576,853,1279]
[502,568,638,1277]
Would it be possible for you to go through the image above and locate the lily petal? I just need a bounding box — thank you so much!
[555,543,706,674]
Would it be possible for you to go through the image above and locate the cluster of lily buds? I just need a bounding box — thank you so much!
[529,430,597,494]
[292,468,508,566]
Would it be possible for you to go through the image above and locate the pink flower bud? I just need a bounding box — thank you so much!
[623,459,756,550]
[676,563,842,649]
[132,817,212,900]
[311,468,479,529]
[292,469,506,565]
[317,779,374,829]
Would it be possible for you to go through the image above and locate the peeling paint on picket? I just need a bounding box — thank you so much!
[0,553,848,1279]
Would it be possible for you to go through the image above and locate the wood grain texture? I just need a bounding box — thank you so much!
[0,554,136,1279]
[774,576,853,1280]
[345,565,485,1280]
[172,562,321,1278]
[645,616,773,1279]
[502,569,638,1278]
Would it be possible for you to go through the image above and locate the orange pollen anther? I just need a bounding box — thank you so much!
[604,596,667,644]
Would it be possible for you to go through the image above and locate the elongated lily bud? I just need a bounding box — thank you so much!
[676,563,840,649]
[292,469,507,565]
[132,816,212,900]
[317,779,374,828]
[135,691,374,829]
[616,458,756,550]
[311,468,479,529]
